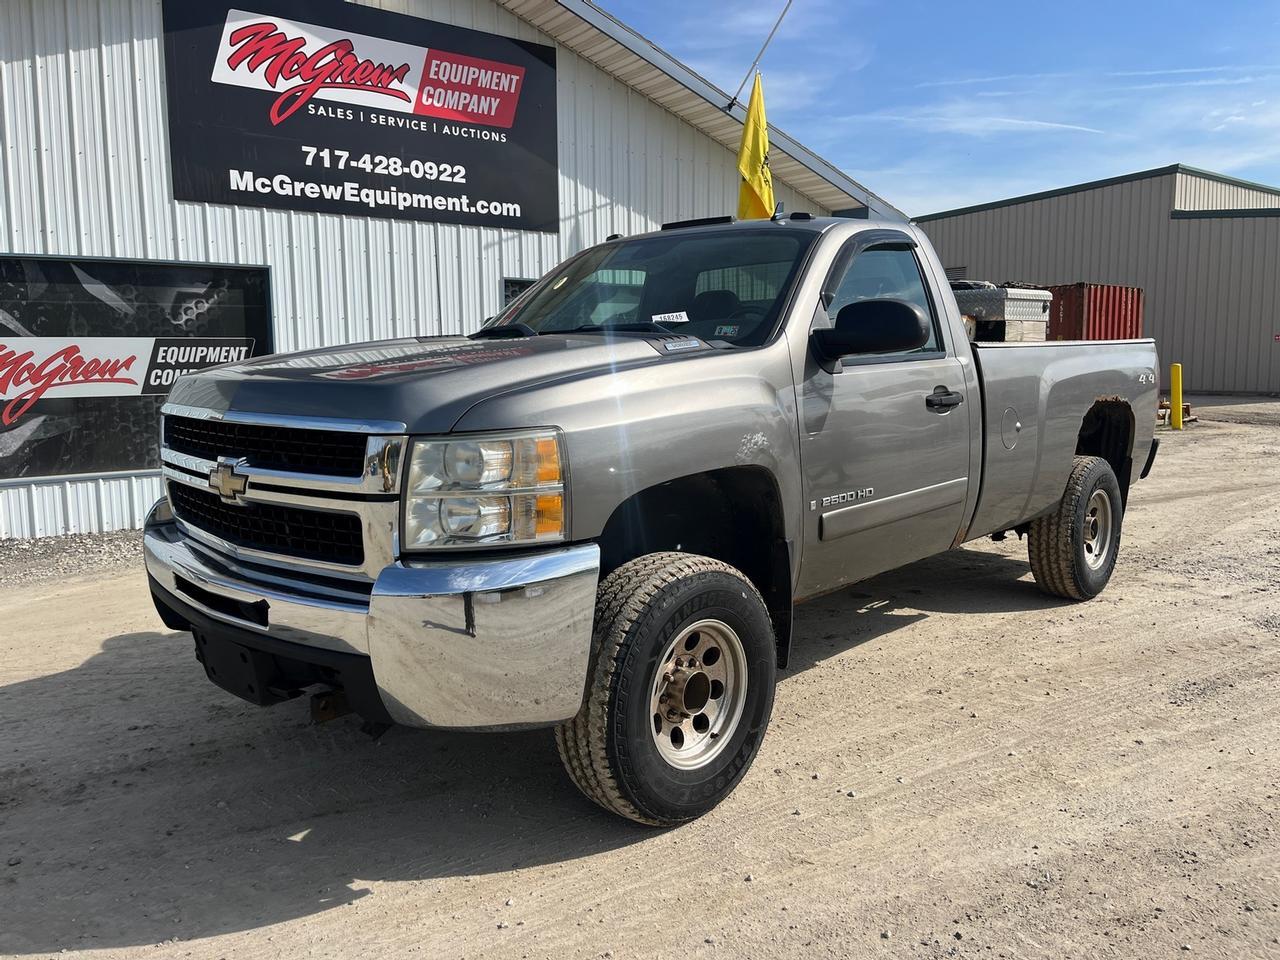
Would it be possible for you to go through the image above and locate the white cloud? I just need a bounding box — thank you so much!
[1126,75,1278,90]
[845,112,1105,135]
[1108,64,1280,77]
[920,64,1280,89]
[916,72,1071,89]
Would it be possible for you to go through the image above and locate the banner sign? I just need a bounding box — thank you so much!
[0,257,271,480]
[0,338,254,426]
[161,0,559,232]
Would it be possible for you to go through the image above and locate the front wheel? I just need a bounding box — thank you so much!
[555,553,777,826]
[1028,455,1124,599]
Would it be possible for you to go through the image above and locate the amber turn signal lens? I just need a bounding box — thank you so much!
[534,493,564,537]
[534,436,562,485]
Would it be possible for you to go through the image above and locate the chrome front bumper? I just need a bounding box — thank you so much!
[144,508,601,730]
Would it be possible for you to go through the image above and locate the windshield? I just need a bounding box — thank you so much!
[493,229,817,348]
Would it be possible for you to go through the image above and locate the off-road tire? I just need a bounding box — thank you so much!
[555,552,777,826]
[1028,455,1123,600]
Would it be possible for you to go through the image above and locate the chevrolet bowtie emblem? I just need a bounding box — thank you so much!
[209,457,249,502]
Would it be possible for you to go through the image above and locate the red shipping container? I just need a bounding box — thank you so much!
[1045,283,1144,341]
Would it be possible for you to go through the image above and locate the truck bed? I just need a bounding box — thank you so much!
[965,338,1159,541]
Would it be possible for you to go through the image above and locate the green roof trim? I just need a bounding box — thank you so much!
[1175,164,1280,199]
[915,163,1280,223]
[1171,207,1280,220]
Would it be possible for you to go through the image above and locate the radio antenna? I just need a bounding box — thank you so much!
[725,0,794,111]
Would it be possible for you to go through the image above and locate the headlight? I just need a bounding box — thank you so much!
[402,430,566,550]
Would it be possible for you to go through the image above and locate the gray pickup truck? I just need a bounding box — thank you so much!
[144,215,1159,825]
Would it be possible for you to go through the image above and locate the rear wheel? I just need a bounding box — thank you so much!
[555,553,776,826]
[1028,455,1123,599]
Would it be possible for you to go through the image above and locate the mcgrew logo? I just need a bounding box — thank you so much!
[0,343,139,425]
[224,20,413,125]
[210,11,528,129]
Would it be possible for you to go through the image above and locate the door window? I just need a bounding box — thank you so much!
[825,245,941,354]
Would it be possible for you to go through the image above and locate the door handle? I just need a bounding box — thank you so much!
[926,387,964,411]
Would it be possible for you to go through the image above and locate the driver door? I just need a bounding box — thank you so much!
[796,232,971,598]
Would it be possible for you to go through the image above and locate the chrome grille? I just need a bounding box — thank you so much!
[168,482,364,566]
[159,405,406,579]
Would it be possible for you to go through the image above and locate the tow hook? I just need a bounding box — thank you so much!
[310,689,352,724]
[310,689,390,739]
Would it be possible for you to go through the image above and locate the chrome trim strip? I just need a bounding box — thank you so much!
[380,546,600,596]
[161,402,407,434]
[161,446,381,494]
[162,437,405,496]
[161,432,405,496]
[182,537,375,604]
[820,477,968,542]
[163,478,395,580]
[162,464,213,493]
[162,463,390,513]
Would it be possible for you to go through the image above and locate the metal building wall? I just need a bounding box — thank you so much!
[0,0,829,539]
[1174,171,1280,211]
[1163,212,1280,394]
[920,172,1178,292]
[919,170,1280,395]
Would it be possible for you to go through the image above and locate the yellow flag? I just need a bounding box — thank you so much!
[736,73,775,220]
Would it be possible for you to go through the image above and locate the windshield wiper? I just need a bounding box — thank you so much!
[469,322,538,340]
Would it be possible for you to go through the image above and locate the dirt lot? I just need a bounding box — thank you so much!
[2,400,1278,960]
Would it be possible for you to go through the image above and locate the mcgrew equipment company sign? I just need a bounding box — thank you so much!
[161,0,559,232]
[0,339,254,427]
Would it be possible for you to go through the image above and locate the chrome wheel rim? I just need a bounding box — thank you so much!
[1083,489,1113,570]
[650,618,748,770]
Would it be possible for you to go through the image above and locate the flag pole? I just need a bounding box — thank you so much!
[725,0,793,111]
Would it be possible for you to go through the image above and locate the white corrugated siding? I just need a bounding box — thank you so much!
[0,473,164,539]
[0,0,830,539]
[1174,171,1280,211]
[920,171,1280,395]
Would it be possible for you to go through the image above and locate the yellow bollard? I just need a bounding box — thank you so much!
[1170,363,1183,430]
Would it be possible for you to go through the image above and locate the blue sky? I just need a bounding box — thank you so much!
[599,0,1280,217]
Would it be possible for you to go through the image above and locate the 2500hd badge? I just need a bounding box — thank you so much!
[811,488,875,510]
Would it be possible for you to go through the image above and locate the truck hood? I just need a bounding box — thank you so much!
[165,335,695,434]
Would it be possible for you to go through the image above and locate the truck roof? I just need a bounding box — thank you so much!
[622,215,905,241]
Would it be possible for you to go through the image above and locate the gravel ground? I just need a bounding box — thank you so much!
[1,409,1278,960]
[0,529,143,589]
[1187,393,1280,428]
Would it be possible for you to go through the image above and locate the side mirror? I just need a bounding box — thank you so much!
[811,298,931,362]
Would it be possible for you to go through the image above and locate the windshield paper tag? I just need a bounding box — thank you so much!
[652,311,689,324]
